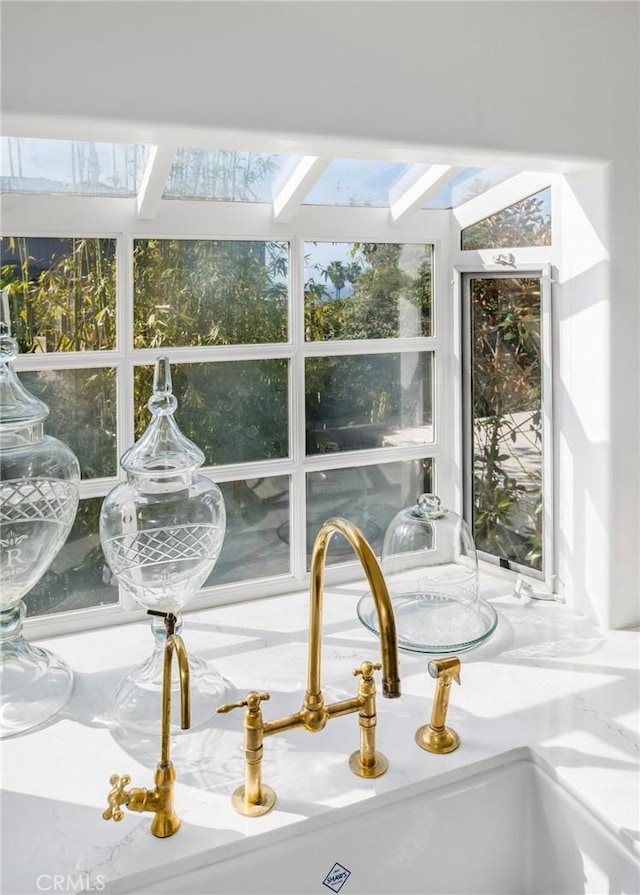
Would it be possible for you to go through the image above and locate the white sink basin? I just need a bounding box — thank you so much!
[142,750,640,895]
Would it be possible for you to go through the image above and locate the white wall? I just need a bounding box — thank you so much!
[2,0,639,628]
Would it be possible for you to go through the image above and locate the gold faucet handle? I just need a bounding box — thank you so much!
[217,692,270,714]
[103,773,131,822]
[353,661,382,681]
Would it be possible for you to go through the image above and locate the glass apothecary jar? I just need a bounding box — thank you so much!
[100,356,227,733]
[358,494,498,653]
[0,294,80,737]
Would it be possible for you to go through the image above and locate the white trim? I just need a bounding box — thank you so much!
[273,157,330,223]
[136,144,178,220]
[390,165,461,223]
[2,194,452,241]
[454,172,557,231]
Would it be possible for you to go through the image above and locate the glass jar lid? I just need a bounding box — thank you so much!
[0,289,49,430]
[120,356,205,477]
[357,493,498,653]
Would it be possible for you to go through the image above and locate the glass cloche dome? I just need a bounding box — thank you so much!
[357,493,497,653]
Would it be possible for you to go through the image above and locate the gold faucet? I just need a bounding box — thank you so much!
[217,517,401,816]
[103,611,191,837]
[415,656,461,754]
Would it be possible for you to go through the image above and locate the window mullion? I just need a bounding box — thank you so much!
[290,234,307,579]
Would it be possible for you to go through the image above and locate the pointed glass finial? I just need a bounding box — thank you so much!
[0,287,18,362]
[0,287,49,428]
[148,356,178,417]
[120,356,204,476]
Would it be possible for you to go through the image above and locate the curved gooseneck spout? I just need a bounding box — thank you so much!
[103,611,191,838]
[159,613,191,768]
[303,517,401,725]
[217,518,402,815]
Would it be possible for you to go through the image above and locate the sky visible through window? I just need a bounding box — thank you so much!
[0,137,147,196]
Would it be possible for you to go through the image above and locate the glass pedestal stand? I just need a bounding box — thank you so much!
[114,613,227,734]
[0,603,74,737]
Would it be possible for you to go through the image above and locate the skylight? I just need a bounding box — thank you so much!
[424,167,519,208]
[301,158,411,207]
[0,137,147,196]
[0,137,542,218]
[163,148,301,202]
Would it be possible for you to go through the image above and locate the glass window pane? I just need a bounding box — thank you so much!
[304,242,432,340]
[133,239,289,347]
[306,459,433,567]
[204,476,290,585]
[461,188,552,249]
[24,497,118,617]
[306,353,433,455]
[0,237,117,352]
[424,167,519,209]
[163,149,300,202]
[470,276,543,571]
[1,137,147,197]
[134,360,289,466]
[302,159,411,207]
[21,368,117,479]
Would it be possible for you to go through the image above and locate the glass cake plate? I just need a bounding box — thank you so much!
[357,590,498,654]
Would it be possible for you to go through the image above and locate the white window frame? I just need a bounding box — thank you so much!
[456,265,554,591]
[5,200,450,640]
[450,170,556,593]
[3,155,557,638]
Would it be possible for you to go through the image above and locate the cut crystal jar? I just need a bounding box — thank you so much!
[0,295,80,738]
[100,357,227,733]
[358,493,498,653]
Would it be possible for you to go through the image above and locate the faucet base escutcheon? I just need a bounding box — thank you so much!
[348,749,389,778]
[231,783,277,818]
[415,725,460,754]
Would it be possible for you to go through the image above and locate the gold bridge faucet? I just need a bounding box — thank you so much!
[103,611,191,837]
[217,517,401,816]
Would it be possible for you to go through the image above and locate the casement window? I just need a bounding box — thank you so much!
[457,187,553,584]
[461,269,552,581]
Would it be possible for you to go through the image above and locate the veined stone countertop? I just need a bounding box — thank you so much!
[1,570,639,894]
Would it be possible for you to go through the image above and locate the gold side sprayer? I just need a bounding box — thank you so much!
[415,656,461,754]
[217,517,401,816]
[102,611,190,837]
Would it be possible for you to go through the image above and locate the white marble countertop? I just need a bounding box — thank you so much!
[2,570,639,894]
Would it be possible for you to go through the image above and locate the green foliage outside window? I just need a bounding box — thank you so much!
[303,242,433,454]
[133,239,289,347]
[0,236,116,352]
[471,275,543,570]
[464,192,550,571]
[304,242,432,341]
[461,188,551,251]
[134,360,289,466]
[0,223,545,598]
